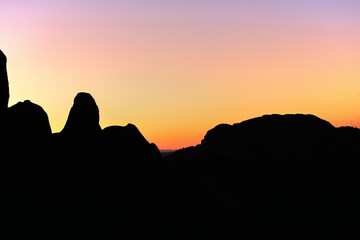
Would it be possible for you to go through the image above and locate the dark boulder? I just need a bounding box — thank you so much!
[101,124,162,169]
[7,100,52,141]
[61,92,101,137]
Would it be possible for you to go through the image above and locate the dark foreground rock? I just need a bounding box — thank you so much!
[2,110,357,238]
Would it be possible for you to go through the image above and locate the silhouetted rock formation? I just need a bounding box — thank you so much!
[0,50,165,237]
[165,114,354,238]
[101,124,162,169]
[2,49,358,238]
[55,92,102,167]
[7,100,52,141]
[0,50,9,112]
[61,92,101,137]
[170,114,337,172]
[49,91,163,196]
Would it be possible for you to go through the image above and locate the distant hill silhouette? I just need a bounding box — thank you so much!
[171,114,338,174]
[166,114,357,238]
[0,49,357,238]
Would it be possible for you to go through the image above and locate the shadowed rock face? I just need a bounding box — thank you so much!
[61,92,101,136]
[0,50,9,112]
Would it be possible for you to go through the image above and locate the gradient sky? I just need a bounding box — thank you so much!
[1,0,360,149]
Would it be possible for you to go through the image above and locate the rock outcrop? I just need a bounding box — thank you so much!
[61,92,101,137]
[0,50,9,112]
[101,124,162,168]
[171,114,338,174]
[7,100,52,140]
[164,114,354,238]
[52,92,162,192]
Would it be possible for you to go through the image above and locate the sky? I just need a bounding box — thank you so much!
[1,0,360,149]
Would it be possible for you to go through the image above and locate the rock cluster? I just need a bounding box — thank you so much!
[0,50,162,193]
[1,49,357,238]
